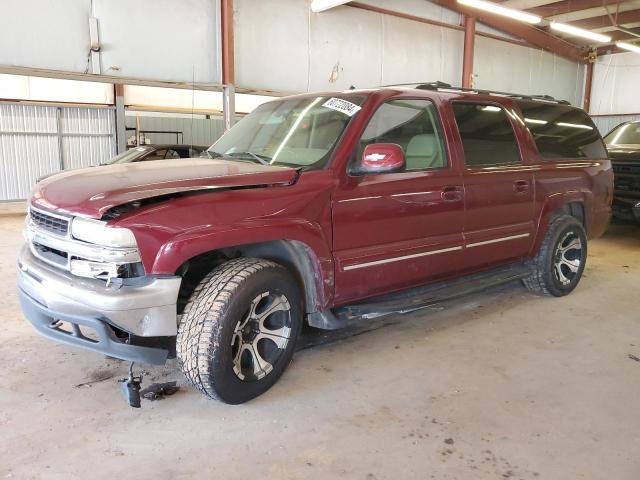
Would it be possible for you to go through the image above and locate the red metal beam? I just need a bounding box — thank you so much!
[350,2,534,49]
[462,16,476,88]
[583,61,593,112]
[221,0,235,85]
[429,0,587,62]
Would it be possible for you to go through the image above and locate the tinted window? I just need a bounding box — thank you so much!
[517,101,606,159]
[452,103,521,167]
[360,99,447,171]
[604,122,640,145]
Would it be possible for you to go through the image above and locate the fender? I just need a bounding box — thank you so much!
[150,218,333,311]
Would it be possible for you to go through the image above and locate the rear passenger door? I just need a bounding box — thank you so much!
[451,102,535,268]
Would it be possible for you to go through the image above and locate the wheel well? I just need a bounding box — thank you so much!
[175,240,323,315]
[560,202,585,229]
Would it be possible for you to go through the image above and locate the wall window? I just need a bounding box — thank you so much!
[452,103,521,167]
[359,99,447,171]
[517,100,607,160]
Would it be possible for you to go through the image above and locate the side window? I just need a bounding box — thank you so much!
[452,103,521,167]
[516,101,607,160]
[359,99,447,171]
[144,148,167,161]
[165,149,181,159]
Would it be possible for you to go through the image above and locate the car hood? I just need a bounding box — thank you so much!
[31,159,298,218]
[607,144,640,162]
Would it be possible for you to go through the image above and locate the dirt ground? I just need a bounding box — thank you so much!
[1,215,639,480]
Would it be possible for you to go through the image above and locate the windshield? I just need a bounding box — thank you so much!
[106,147,150,165]
[208,95,365,169]
[605,122,640,146]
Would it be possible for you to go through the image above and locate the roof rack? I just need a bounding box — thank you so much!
[386,81,570,105]
[415,81,571,105]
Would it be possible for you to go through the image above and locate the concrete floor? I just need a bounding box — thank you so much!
[1,215,639,480]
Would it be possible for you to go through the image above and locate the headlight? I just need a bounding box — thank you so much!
[71,217,137,248]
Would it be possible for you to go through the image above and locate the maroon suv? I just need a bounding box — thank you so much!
[18,83,612,404]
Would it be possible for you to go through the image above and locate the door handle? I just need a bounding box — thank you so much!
[513,180,529,194]
[441,186,463,202]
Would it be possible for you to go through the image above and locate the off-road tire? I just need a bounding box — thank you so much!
[177,258,302,404]
[522,214,587,297]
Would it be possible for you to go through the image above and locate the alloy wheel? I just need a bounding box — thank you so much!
[231,291,292,381]
[553,231,583,286]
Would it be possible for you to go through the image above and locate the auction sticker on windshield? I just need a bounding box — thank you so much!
[322,98,362,117]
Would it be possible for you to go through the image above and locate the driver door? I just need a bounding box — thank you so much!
[332,99,465,304]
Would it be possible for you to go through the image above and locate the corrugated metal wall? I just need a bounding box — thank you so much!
[0,104,60,201]
[125,113,226,147]
[592,115,640,137]
[0,103,116,200]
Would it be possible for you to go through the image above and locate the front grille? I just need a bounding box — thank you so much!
[30,209,69,236]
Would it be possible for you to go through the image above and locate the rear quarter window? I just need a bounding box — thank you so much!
[516,101,606,160]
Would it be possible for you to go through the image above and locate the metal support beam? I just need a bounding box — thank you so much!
[430,0,587,62]
[223,84,236,131]
[583,61,594,113]
[114,84,126,154]
[221,0,235,85]
[462,16,476,88]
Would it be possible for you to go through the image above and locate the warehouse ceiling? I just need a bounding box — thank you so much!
[500,0,640,53]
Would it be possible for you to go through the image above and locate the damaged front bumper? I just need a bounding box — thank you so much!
[17,246,181,365]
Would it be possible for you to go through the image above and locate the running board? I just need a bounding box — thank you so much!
[307,263,532,330]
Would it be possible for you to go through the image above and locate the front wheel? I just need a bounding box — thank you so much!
[523,214,587,297]
[177,258,303,404]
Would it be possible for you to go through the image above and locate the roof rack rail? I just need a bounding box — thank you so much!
[410,81,571,105]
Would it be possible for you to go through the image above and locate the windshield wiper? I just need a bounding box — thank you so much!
[227,151,272,165]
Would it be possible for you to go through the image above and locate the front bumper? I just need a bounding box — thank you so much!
[17,246,182,365]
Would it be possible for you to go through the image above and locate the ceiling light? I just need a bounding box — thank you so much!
[617,41,640,54]
[482,105,502,112]
[457,0,542,24]
[310,0,349,13]
[550,22,611,43]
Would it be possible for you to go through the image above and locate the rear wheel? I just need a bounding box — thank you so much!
[177,258,302,404]
[523,214,587,297]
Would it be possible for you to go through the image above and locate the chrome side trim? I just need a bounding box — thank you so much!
[343,246,463,271]
[466,233,530,248]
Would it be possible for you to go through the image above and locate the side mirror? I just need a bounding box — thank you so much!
[358,143,405,174]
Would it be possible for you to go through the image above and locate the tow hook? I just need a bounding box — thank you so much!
[119,361,142,408]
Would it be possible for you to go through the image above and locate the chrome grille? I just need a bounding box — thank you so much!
[30,208,69,236]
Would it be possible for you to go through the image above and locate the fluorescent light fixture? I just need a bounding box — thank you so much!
[457,0,541,24]
[617,41,640,54]
[525,118,548,125]
[482,105,502,112]
[310,0,349,13]
[550,22,611,43]
[557,122,593,130]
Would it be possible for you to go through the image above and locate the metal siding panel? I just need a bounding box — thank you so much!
[474,35,583,106]
[0,104,61,200]
[592,115,640,136]
[59,107,116,170]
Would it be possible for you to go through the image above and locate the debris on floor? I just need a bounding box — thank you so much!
[140,381,180,401]
[628,354,640,363]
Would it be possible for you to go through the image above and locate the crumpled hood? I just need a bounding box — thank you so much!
[31,159,298,218]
